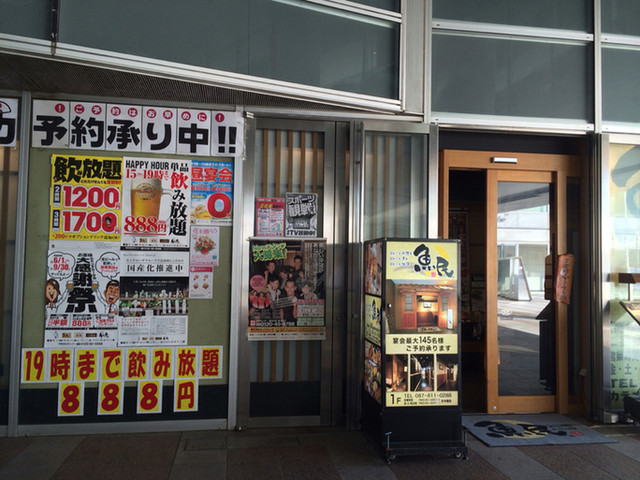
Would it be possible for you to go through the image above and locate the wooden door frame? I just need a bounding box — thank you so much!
[439,150,581,414]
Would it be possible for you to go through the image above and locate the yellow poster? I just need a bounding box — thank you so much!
[176,347,198,379]
[75,348,99,381]
[58,382,84,416]
[174,379,199,412]
[49,154,122,242]
[199,346,222,378]
[151,347,174,379]
[98,381,124,415]
[364,294,382,346]
[101,349,123,381]
[386,241,458,282]
[21,349,46,383]
[48,349,73,381]
[126,348,149,380]
[137,380,162,414]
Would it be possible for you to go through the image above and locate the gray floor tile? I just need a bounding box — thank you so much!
[604,434,640,461]
[519,445,618,479]
[467,435,563,480]
[0,435,83,480]
[173,445,227,467]
[169,461,226,480]
[0,419,637,480]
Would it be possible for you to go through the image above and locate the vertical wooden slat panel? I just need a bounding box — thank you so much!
[288,131,294,192]
[300,132,307,193]
[275,130,282,197]
[283,341,290,381]
[296,341,303,381]
[252,128,327,391]
[261,130,269,197]
[308,341,316,381]
[258,341,265,382]
[312,132,319,192]
[270,340,278,382]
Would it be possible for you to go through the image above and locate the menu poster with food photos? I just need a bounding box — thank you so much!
[189,226,219,299]
[191,160,233,226]
[365,240,382,296]
[364,294,382,347]
[365,339,382,404]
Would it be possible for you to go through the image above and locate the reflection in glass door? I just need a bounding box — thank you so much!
[440,149,585,415]
[487,169,558,414]
[496,181,555,397]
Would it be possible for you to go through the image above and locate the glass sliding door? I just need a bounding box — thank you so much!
[496,179,555,398]
[440,149,586,414]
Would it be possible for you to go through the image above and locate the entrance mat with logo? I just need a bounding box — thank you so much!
[462,414,617,447]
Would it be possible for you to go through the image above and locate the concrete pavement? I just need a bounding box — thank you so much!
[0,419,639,479]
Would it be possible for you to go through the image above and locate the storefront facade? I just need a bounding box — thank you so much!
[0,1,639,436]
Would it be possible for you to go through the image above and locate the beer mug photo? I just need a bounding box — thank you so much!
[129,177,171,220]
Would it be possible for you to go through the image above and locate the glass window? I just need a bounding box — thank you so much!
[432,33,593,121]
[0,0,50,40]
[59,0,399,99]
[607,143,640,411]
[355,0,400,12]
[59,0,252,74]
[602,47,640,124]
[433,0,591,32]
[404,295,413,312]
[363,132,427,240]
[602,0,640,36]
[249,0,399,98]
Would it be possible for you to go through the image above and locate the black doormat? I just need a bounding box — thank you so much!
[462,414,617,447]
